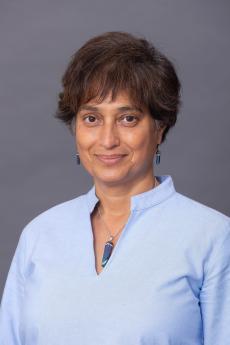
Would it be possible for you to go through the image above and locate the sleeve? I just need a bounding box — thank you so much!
[0,230,27,345]
[200,222,230,345]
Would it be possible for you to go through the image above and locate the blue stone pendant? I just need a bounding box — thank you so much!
[101,241,114,268]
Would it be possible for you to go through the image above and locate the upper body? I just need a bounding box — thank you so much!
[1,31,229,345]
[0,175,230,345]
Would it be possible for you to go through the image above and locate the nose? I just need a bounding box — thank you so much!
[99,122,120,149]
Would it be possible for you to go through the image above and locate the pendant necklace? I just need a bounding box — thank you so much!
[97,177,158,268]
[97,205,127,268]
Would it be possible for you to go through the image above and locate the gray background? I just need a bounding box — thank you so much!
[0,0,229,297]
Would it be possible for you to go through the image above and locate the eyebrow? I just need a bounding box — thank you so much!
[78,105,143,113]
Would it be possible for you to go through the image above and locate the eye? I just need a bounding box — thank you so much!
[82,115,98,124]
[120,115,139,126]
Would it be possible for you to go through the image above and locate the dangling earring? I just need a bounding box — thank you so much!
[155,145,161,165]
[76,152,81,165]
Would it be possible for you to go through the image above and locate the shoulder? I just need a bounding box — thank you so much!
[19,192,88,246]
[172,191,229,223]
[158,190,230,272]
[156,175,229,231]
[167,191,230,242]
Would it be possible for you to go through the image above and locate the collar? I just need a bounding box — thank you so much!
[85,175,176,213]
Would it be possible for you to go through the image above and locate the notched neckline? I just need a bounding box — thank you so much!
[88,203,135,278]
[85,175,175,214]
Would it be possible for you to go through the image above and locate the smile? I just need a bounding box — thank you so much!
[95,154,127,165]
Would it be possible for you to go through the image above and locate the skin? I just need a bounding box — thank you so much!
[75,90,165,273]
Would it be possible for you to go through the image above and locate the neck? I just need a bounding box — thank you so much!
[94,173,157,218]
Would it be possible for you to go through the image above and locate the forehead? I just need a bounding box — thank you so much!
[78,90,145,113]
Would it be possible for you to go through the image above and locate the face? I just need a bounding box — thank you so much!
[75,91,164,187]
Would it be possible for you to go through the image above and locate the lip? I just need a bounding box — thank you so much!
[96,154,127,165]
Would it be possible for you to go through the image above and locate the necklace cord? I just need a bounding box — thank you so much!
[97,177,157,241]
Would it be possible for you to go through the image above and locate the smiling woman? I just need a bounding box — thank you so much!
[0,31,230,345]
[75,91,163,189]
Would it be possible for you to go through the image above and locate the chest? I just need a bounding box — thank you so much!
[22,210,205,344]
[91,211,122,275]
[23,250,203,345]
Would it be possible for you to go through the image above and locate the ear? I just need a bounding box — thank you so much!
[71,116,77,135]
[155,120,166,144]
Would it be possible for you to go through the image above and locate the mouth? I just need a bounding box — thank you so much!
[95,154,127,165]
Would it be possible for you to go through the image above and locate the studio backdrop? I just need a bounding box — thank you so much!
[0,0,229,296]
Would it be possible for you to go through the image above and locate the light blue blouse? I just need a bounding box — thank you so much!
[0,175,230,345]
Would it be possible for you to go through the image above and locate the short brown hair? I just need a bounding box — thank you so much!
[55,31,181,142]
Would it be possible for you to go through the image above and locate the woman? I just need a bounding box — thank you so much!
[0,31,229,345]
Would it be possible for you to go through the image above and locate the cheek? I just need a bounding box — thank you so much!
[124,129,157,153]
[124,130,157,166]
[75,127,96,151]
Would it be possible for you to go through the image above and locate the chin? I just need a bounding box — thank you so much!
[96,176,125,183]
[93,172,128,185]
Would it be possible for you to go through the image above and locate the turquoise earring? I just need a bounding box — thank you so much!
[76,153,81,165]
[155,145,161,165]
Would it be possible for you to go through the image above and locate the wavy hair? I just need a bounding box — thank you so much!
[55,31,181,142]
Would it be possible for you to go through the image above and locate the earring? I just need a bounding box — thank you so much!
[76,153,81,165]
[155,145,161,165]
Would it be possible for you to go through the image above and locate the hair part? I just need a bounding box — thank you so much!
[55,31,181,142]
